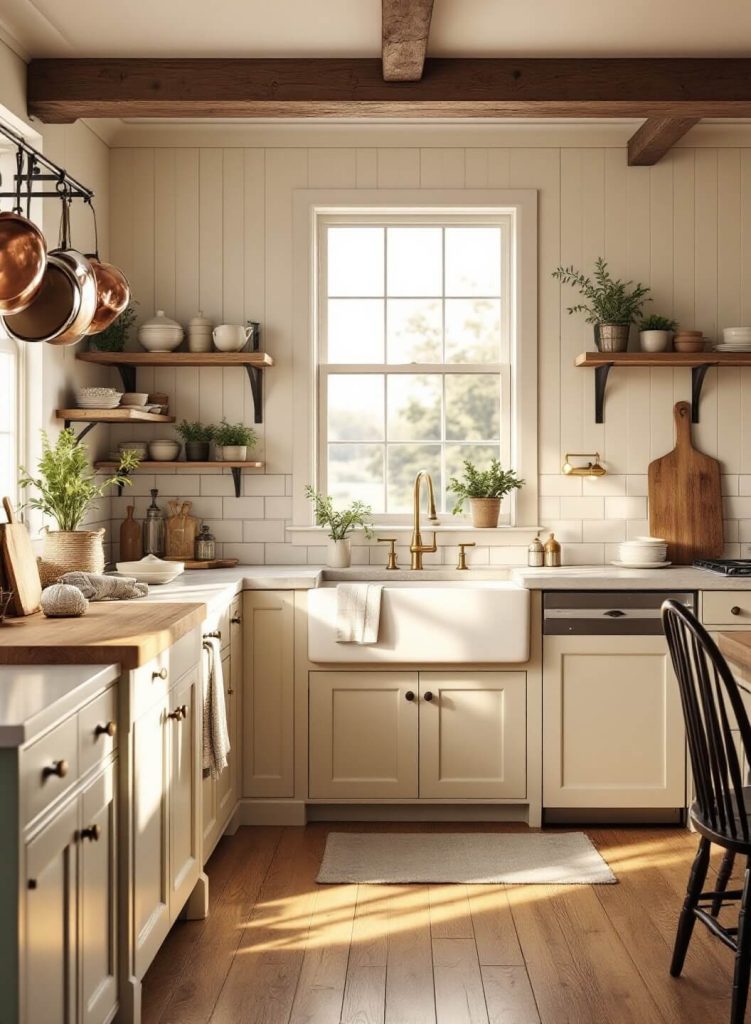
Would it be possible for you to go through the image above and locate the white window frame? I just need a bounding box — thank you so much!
[292,189,538,529]
[0,331,25,512]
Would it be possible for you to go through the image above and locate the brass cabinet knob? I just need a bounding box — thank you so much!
[377,537,399,570]
[423,691,434,702]
[43,759,69,780]
[405,690,415,702]
[457,542,476,571]
[80,824,101,843]
[231,615,242,625]
[167,704,188,721]
[204,630,222,640]
[95,721,117,738]
[732,606,742,616]
[153,667,168,681]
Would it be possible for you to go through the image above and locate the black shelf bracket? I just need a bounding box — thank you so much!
[246,366,263,425]
[64,420,99,444]
[594,363,613,424]
[114,468,130,497]
[691,364,712,424]
[113,363,137,393]
[230,467,242,498]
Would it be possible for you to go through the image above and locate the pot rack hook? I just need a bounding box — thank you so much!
[84,195,100,261]
[25,153,36,219]
[14,148,23,215]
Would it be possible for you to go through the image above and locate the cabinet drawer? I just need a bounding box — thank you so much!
[131,628,201,719]
[203,604,231,650]
[22,715,79,825]
[78,686,118,776]
[702,591,751,626]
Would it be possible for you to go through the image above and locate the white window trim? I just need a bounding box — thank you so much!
[292,188,538,529]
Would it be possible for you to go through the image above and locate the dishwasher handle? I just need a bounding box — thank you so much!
[604,609,626,618]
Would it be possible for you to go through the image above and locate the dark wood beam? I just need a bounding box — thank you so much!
[382,0,435,81]
[627,116,700,165]
[27,58,751,123]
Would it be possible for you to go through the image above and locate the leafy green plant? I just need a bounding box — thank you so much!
[552,258,651,325]
[305,486,374,541]
[88,301,138,352]
[176,420,216,444]
[639,314,678,332]
[447,459,525,516]
[19,429,138,532]
[214,420,257,448]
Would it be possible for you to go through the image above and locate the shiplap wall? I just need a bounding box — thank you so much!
[106,131,751,565]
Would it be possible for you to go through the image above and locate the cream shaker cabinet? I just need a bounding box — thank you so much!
[542,634,686,808]
[308,670,527,801]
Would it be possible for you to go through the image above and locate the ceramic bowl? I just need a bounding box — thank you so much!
[148,440,181,461]
[115,554,184,584]
[673,338,706,353]
[121,392,149,406]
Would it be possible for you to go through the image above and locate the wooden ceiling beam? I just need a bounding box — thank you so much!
[627,116,700,165]
[26,58,751,123]
[382,0,435,81]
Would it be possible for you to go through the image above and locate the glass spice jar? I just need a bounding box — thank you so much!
[195,523,216,562]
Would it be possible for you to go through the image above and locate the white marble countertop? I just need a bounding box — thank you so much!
[510,565,751,590]
[0,664,119,748]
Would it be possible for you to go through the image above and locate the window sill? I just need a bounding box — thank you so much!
[287,524,544,538]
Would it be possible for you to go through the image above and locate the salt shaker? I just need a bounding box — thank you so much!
[528,534,544,567]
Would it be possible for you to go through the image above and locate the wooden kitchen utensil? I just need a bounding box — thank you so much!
[648,401,723,564]
[119,505,143,562]
[165,558,239,570]
[164,500,199,560]
[1,497,42,615]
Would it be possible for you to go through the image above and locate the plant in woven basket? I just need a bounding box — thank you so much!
[19,428,139,531]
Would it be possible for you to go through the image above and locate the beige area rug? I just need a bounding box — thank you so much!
[317,832,616,885]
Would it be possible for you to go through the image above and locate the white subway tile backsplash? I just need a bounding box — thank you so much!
[626,476,648,497]
[199,475,236,496]
[725,497,751,519]
[582,474,626,497]
[539,474,582,496]
[604,496,647,520]
[539,496,560,521]
[222,497,264,519]
[265,496,293,519]
[222,542,264,563]
[559,496,605,520]
[243,519,286,543]
[488,546,528,565]
[243,474,287,496]
[543,521,583,543]
[723,475,740,496]
[625,520,651,540]
[203,519,243,543]
[582,520,626,543]
[264,543,305,564]
[739,476,751,496]
[153,475,201,495]
[561,543,605,565]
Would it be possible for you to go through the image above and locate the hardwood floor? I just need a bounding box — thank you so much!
[142,824,735,1024]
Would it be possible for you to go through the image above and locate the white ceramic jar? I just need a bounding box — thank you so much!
[639,329,671,353]
[138,310,184,352]
[188,310,213,352]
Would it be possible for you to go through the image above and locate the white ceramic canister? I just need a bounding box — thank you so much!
[188,310,213,353]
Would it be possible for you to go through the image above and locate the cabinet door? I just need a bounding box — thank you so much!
[309,672,419,799]
[79,762,117,1024]
[243,591,295,798]
[215,651,235,830]
[543,635,686,808]
[132,695,170,977]
[24,799,78,1024]
[419,672,527,799]
[168,672,201,918]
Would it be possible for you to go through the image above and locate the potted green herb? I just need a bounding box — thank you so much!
[447,458,525,528]
[19,429,138,584]
[552,258,651,352]
[176,420,216,461]
[305,486,374,567]
[87,300,137,352]
[638,314,678,353]
[214,420,258,461]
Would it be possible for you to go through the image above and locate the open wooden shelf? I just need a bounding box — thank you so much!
[94,459,265,497]
[575,350,751,423]
[76,350,274,423]
[57,407,176,441]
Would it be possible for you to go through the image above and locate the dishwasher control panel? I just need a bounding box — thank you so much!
[543,591,696,635]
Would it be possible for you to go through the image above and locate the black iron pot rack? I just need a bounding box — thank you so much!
[0,120,94,204]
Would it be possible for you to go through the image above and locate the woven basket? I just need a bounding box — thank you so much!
[469,498,501,529]
[38,529,105,587]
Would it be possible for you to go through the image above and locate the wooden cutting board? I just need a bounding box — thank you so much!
[1,497,42,615]
[165,558,239,570]
[648,401,723,564]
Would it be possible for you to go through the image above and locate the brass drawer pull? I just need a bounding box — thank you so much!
[204,630,222,640]
[95,721,117,738]
[43,759,69,780]
[231,616,242,625]
[732,606,742,616]
[80,824,101,843]
[168,704,188,721]
[153,667,168,681]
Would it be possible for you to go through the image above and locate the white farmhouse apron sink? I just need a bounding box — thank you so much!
[307,580,530,663]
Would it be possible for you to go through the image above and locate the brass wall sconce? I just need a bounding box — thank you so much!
[562,452,607,479]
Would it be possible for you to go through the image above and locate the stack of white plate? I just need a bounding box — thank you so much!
[76,387,122,409]
[716,327,751,352]
[613,537,670,569]
[115,554,184,585]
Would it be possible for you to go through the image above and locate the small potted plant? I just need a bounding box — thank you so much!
[305,486,374,568]
[214,420,258,461]
[87,300,137,352]
[638,314,677,353]
[447,458,525,528]
[19,429,138,585]
[176,420,215,461]
[552,257,651,352]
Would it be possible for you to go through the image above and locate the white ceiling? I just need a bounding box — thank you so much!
[2,0,751,59]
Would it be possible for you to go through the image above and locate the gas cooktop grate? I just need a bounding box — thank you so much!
[694,559,751,576]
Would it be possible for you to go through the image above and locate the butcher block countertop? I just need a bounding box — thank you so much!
[0,601,206,670]
[719,631,751,682]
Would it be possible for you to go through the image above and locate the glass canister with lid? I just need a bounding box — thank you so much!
[143,488,166,557]
[195,523,216,561]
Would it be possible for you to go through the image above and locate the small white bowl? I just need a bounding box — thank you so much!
[148,440,181,461]
[121,392,149,406]
[115,555,184,584]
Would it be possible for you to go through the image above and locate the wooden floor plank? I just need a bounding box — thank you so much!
[432,937,489,1024]
[429,884,474,939]
[467,886,524,966]
[341,885,389,1024]
[481,965,540,1024]
[385,885,436,1024]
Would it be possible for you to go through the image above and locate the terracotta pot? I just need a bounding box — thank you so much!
[39,528,105,586]
[594,323,630,352]
[327,538,351,568]
[469,498,501,528]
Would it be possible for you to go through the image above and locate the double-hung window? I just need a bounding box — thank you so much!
[0,332,20,505]
[318,214,514,520]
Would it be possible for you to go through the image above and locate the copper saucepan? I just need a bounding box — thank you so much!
[0,149,47,314]
[84,200,130,335]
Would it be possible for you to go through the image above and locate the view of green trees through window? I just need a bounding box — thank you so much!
[321,222,511,515]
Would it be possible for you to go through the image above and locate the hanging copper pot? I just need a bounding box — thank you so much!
[0,150,47,314]
[84,200,130,334]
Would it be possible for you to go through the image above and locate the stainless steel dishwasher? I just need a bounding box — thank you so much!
[542,591,695,824]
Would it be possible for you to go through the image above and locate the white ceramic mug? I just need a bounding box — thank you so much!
[212,324,252,352]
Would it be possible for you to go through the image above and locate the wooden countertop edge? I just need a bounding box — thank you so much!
[718,631,751,675]
[0,602,206,670]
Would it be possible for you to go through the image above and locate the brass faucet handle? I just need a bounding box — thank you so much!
[377,537,399,570]
[457,542,476,570]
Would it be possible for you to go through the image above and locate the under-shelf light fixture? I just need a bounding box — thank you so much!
[562,452,607,479]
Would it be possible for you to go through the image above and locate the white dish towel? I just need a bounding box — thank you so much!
[336,583,384,644]
[202,636,230,779]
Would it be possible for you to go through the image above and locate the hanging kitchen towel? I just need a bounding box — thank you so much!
[202,636,230,779]
[60,571,148,600]
[336,583,383,644]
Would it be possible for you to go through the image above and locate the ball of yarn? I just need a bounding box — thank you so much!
[41,583,88,618]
